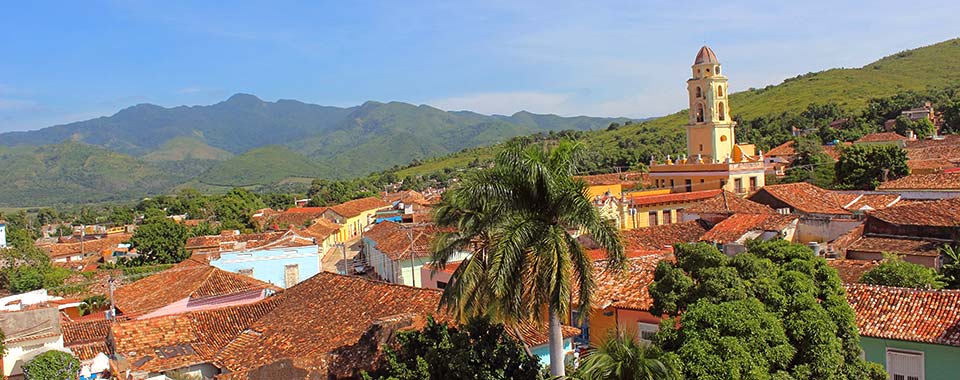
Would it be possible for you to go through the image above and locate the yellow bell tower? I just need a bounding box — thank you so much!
[686,46,734,163]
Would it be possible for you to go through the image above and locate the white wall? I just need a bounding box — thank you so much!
[3,336,66,377]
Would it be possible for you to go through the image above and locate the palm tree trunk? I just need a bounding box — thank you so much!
[548,307,565,377]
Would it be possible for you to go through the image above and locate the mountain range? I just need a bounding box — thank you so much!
[0,96,631,206]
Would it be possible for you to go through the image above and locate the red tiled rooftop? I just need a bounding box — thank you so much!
[327,197,391,218]
[683,190,774,215]
[186,231,286,252]
[868,197,960,227]
[827,259,878,284]
[365,222,450,261]
[877,172,960,190]
[577,253,671,311]
[855,132,907,143]
[765,141,796,158]
[846,236,944,258]
[750,182,851,215]
[700,213,798,244]
[844,284,960,346]
[621,221,708,252]
[39,233,132,259]
[628,189,722,208]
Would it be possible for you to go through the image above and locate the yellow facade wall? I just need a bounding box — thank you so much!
[585,184,623,200]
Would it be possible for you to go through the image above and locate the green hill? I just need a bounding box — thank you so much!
[397,38,960,178]
[142,137,234,161]
[194,146,331,187]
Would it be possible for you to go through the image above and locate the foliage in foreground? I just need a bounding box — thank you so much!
[648,240,886,380]
[834,144,909,190]
[22,350,80,380]
[860,254,944,289]
[362,317,542,380]
[572,334,677,380]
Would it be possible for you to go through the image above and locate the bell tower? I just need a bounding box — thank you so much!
[686,45,734,163]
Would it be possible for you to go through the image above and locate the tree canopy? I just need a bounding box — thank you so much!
[128,218,189,265]
[860,254,944,289]
[362,317,542,380]
[834,144,909,190]
[22,350,80,380]
[648,240,886,380]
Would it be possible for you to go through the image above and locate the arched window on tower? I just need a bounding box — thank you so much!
[716,66,721,75]
[696,104,704,123]
[718,102,725,121]
[696,87,702,98]
[717,85,724,97]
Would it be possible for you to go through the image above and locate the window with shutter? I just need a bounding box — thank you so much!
[886,349,924,380]
[637,322,659,344]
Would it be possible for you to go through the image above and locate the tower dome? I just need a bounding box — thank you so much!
[694,45,719,65]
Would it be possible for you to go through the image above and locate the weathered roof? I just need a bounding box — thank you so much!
[513,320,580,347]
[750,182,851,215]
[62,318,111,361]
[840,194,902,212]
[826,259,877,284]
[213,272,446,378]
[700,213,798,243]
[846,236,944,258]
[299,218,341,240]
[856,132,907,143]
[111,298,282,373]
[629,189,723,208]
[683,190,774,215]
[844,284,960,346]
[868,197,960,227]
[765,141,796,158]
[113,259,279,316]
[621,221,708,252]
[694,45,719,65]
[39,233,132,259]
[364,222,445,261]
[578,254,669,311]
[327,197,391,218]
[0,307,61,344]
[877,172,960,191]
[186,231,286,252]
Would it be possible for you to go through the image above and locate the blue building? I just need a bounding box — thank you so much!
[209,242,320,289]
[0,219,6,248]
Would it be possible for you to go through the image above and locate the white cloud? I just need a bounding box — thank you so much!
[426,91,575,116]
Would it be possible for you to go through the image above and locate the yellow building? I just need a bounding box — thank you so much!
[648,46,765,195]
[322,197,392,242]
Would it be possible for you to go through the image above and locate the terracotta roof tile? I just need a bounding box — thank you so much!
[877,172,960,190]
[327,197,391,218]
[826,259,878,284]
[578,254,669,311]
[513,320,580,347]
[299,218,341,240]
[111,298,282,373]
[846,236,944,258]
[751,182,851,215]
[364,222,448,261]
[841,194,902,212]
[628,189,722,208]
[113,260,279,316]
[39,234,132,259]
[213,273,447,378]
[844,284,960,346]
[765,141,796,158]
[868,197,960,226]
[62,318,110,347]
[821,143,851,161]
[700,213,798,243]
[262,208,329,229]
[621,221,708,252]
[856,132,908,143]
[186,231,286,253]
[683,190,774,215]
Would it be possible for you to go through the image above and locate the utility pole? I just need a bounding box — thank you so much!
[108,276,116,322]
[407,228,416,287]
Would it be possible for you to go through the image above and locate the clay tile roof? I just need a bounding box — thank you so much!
[868,197,960,226]
[877,172,960,191]
[327,197,391,218]
[751,182,851,215]
[113,260,279,316]
[577,254,671,311]
[381,190,427,204]
[846,236,944,257]
[62,319,111,360]
[40,233,132,259]
[844,284,960,346]
[855,132,908,143]
[212,273,447,377]
[700,213,798,243]
[512,320,580,347]
[684,190,774,215]
[365,222,447,261]
[621,221,708,252]
[765,141,796,158]
[111,298,282,373]
[821,143,850,161]
[840,194,902,211]
[299,218,341,240]
[826,259,878,284]
[263,208,329,229]
[186,231,286,252]
[628,189,723,207]
[694,45,719,65]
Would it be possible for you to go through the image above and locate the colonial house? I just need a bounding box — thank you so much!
[299,217,342,258]
[322,197,392,242]
[185,230,286,255]
[877,172,960,200]
[61,319,111,377]
[845,284,960,380]
[763,140,796,176]
[0,307,66,378]
[206,229,321,289]
[620,221,709,255]
[362,221,470,287]
[254,206,329,230]
[647,46,766,195]
[680,190,774,224]
[113,259,280,319]
[38,233,133,267]
[618,189,725,229]
[576,172,648,199]
[699,213,799,255]
[108,298,281,380]
[748,182,901,243]
[838,197,960,268]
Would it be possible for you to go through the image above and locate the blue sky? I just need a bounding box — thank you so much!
[1,1,959,132]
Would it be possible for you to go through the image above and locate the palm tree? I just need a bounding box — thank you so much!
[573,334,674,380]
[431,140,625,377]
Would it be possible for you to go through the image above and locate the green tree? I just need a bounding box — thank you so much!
[783,137,836,188]
[834,144,909,190]
[22,350,80,380]
[129,218,189,264]
[894,115,936,139]
[860,254,944,289]
[214,188,265,231]
[648,241,886,380]
[362,317,542,380]
[572,334,676,380]
[941,245,960,289]
[431,140,624,377]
